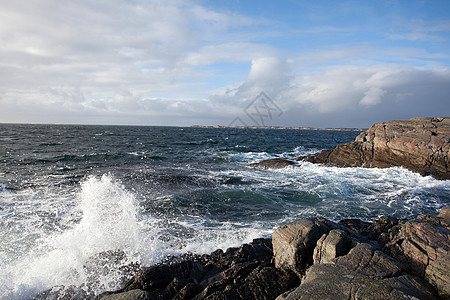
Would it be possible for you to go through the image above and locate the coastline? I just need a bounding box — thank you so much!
[249,117,450,180]
[37,207,449,299]
[18,117,450,299]
[190,125,366,131]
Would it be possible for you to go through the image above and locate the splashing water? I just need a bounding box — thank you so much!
[0,175,143,298]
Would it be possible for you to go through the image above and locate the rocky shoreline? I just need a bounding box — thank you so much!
[34,117,450,299]
[249,117,450,180]
[36,207,450,300]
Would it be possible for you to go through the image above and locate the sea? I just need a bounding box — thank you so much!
[1,124,449,299]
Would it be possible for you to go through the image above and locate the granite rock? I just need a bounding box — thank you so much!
[298,117,450,180]
[384,213,450,298]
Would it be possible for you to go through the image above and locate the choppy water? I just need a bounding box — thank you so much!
[0,124,449,299]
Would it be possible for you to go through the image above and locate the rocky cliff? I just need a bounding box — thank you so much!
[250,117,450,180]
[301,117,450,179]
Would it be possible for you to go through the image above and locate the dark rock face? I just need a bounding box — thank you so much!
[33,285,94,300]
[298,117,450,180]
[96,238,300,300]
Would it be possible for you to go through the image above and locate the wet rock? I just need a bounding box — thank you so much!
[238,267,299,300]
[121,260,205,293]
[297,117,450,180]
[199,266,299,300]
[277,263,438,300]
[97,289,149,300]
[58,211,450,300]
[84,250,141,292]
[33,285,94,300]
[248,158,296,169]
[96,239,300,300]
[296,149,333,164]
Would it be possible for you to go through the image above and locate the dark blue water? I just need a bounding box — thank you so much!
[1,124,449,298]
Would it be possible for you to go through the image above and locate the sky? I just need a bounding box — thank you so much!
[0,0,449,128]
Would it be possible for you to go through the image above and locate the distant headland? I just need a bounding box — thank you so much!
[190,125,365,131]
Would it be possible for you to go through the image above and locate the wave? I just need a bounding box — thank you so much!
[0,174,270,299]
[0,175,141,298]
[209,162,449,222]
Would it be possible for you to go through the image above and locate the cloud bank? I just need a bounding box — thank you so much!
[0,0,449,127]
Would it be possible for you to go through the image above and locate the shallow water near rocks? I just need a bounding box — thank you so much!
[0,124,448,298]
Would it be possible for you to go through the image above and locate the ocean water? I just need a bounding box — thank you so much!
[0,124,449,299]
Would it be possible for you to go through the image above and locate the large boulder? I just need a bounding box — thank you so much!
[272,218,331,275]
[298,117,450,180]
[313,229,352,264]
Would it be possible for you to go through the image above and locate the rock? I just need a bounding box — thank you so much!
[332,243,404,278]
[439,206,450,224]
[96,239,300,300]
[120,259,205,292]
[339,216,406,246]
[33,285,93,300]
[277,263,438,300]
[43,212,450,300]
[384,214,450,298]
[313,229,351,264]
[248,158,295,169]
[337,218,371,233]
[97,289,149,300]
[199,266,300,300]
[238,267,299,300]
[272,218,331,275]
[35,249,140,300]
[297,117,450,180]
[83,250,141,292]
[296,149,333,164]
[426,255,450,300]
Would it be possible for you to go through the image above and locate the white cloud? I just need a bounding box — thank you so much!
[0,1,449,127]
[359,87,386,106]
[207,64,450,127]
[184,43,276,65]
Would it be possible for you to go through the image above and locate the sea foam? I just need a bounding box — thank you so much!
[0,175,142,298]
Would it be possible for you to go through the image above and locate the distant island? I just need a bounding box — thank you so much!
[190,125,365,131]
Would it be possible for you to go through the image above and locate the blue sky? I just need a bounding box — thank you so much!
[0,0,449,127]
